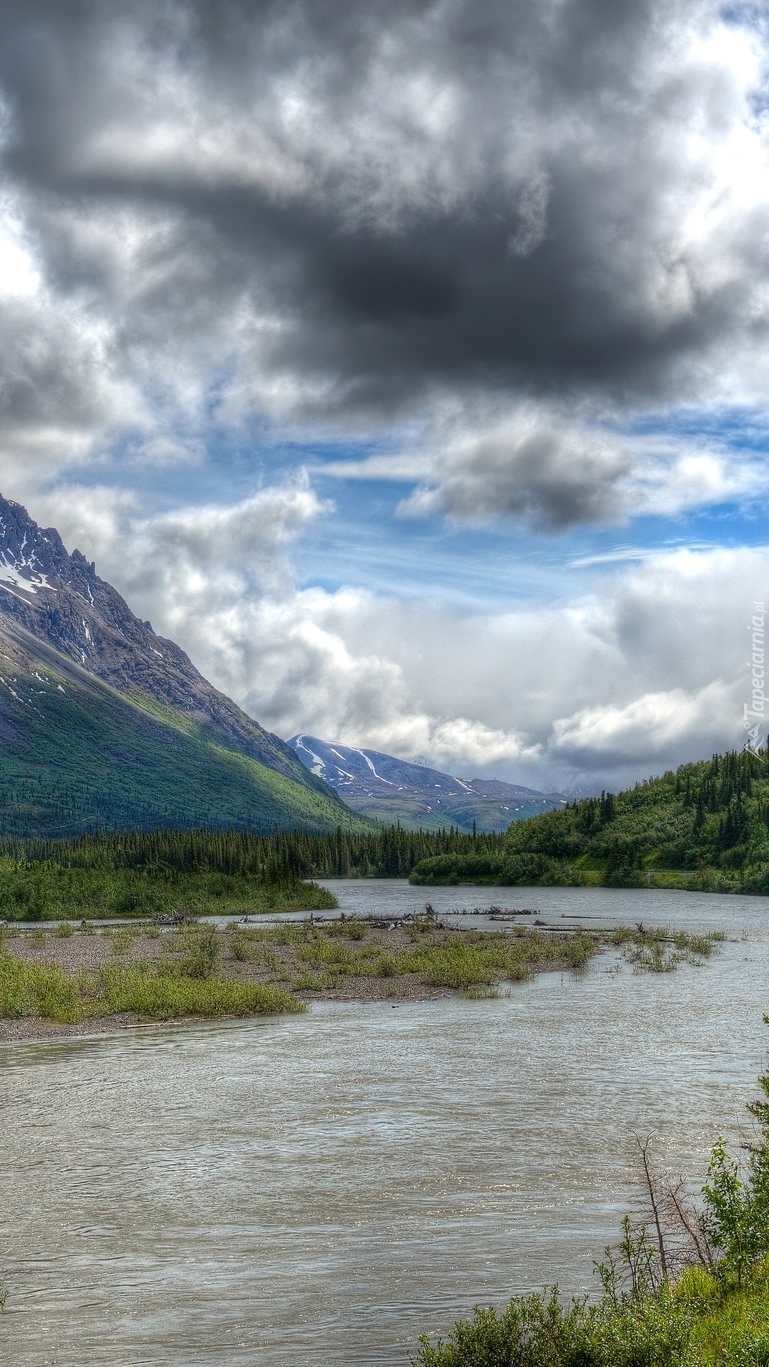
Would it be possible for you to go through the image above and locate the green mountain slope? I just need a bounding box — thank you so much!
[410,747,769,892]
[0,625,367,837]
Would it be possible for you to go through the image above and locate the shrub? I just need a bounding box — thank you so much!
[0,948,304,1023]
[414,1284,696,1367]
[172,925,220,979]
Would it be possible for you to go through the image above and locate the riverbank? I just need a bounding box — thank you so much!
[0,914,721,1042]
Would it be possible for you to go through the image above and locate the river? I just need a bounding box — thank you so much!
[2,882,769,1366]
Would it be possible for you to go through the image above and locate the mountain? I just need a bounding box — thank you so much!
[0,495,365,837]
[288,734,567,833]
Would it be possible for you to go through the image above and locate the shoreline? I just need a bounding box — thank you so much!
[0,985,455,1045]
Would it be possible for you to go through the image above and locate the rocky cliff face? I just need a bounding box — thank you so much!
[0,495,331,794]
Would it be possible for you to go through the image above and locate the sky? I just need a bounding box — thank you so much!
[0,0,767,793]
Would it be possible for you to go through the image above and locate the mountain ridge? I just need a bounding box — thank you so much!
[288,733,566,833]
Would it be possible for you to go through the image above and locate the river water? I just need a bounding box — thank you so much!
[2,882,769,1366]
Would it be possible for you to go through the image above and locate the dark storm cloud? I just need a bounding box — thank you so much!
[0,0,763,425]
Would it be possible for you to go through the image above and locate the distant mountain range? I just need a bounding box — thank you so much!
[0,496,363,837]
[288,734,567,833]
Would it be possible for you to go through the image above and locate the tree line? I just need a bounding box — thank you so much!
[0,822,501,881]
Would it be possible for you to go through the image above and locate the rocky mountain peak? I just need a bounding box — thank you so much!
[0,495,69,594]
[0,492,166,657]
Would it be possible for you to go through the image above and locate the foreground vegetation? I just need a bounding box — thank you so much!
[0,917,720,1026]
[410,746,769,893]
[0,922,304,1022]
[415,1053,769,1366]
[0,953,301,1022]
[225,914,601,994]
[223,917,719,994]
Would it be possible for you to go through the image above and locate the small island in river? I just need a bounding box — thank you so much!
[0,909,721,1042]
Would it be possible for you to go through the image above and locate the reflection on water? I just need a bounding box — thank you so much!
[2,883,769,1366]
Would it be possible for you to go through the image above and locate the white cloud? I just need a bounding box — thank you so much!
[0,201,40,299]
[29,485,139,566]
[48,475,768,791]
[0,173,148,488]
[550,682,737,767]
[124,473,333,629]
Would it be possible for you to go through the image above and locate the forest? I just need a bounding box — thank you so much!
[0,823,494,920]
[409,746,769,892]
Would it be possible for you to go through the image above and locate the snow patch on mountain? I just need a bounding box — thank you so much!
[354,748,398,786]
[0,558,57,596]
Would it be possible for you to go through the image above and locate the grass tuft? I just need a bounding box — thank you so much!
[0,947,304,1023]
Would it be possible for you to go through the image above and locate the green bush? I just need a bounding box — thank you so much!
[414,1284,696,1367]
[0,953,82,1022]
[172,925,220,979]
[410,853,504,885]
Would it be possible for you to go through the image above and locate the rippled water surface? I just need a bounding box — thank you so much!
[2,883,769,1366]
